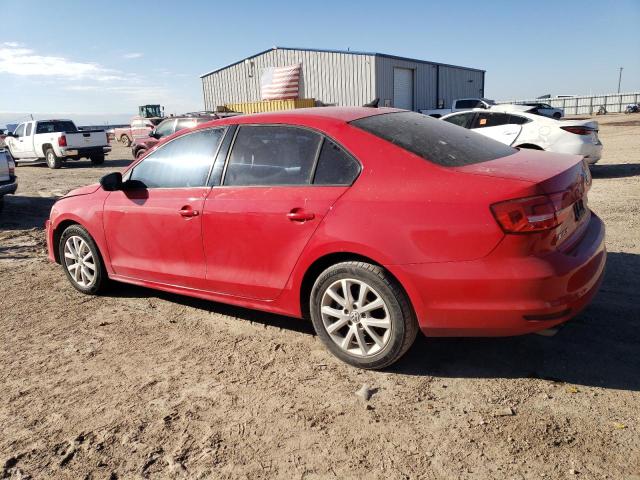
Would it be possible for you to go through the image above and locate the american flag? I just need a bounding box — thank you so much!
[260,64,301,100]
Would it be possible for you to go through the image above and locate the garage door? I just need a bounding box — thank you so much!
[393,68,414,110]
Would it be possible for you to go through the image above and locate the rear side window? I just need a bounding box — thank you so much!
[443,112,475,129]
[472,112,511,128]
[131,128,224,188]
[351,112,516,167]
[313,139,360,185]
[35,121,77,134]
[224,125,321,186]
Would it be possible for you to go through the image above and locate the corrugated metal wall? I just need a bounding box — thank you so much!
[374,57,438,110]
[202,49,376,110]
[436,66,485,109]
[202,48,484,112]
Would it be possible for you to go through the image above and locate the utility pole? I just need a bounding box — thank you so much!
[617,67,623,93]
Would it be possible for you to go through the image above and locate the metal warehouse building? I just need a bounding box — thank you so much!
[201,47,485,112]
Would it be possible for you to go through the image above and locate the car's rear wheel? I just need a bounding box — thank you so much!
[120,135,131,147]
[59,225,107,294]
[45,148,61,169]
[553,112,562,119]
[309,261,418,369]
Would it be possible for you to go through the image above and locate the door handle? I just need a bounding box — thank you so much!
[179,206,199,218]
[287,209,315,222]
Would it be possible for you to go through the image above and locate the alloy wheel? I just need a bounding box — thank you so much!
[63,235,97,288]
[320,278,392,357]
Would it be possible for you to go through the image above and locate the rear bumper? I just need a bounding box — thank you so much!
[0,177,17,196]
[61,146,111,157]
[388,212,606,336]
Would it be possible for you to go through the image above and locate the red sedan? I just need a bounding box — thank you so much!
[45,108,606,369]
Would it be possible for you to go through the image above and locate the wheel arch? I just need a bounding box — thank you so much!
[298,251,414,321]
[41,143,53,157]
[52,219,108,270]
[515,143,544,150]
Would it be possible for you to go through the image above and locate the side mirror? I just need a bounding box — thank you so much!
[100,172,123,191]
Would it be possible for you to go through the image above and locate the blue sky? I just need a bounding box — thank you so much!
[1,0,638,124]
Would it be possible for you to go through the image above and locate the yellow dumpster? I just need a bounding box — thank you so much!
[224,98,316,114]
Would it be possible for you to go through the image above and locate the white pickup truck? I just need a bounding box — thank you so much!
[4,119,111,169]
[421,98,496,118]
[0,148,17,212]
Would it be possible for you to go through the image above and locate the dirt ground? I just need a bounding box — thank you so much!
[1,115,639,480]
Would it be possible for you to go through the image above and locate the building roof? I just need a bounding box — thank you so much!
[200,46,485,78]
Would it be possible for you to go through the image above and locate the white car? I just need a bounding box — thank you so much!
[515,102,564,119]
[4,119,111,169]
[440,106,603,164]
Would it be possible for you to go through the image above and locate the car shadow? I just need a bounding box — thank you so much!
[590,163,640,179]
[0,195,56,230]
[15,158,132,170]
[101,252,640,391]
[106,282,315,336]
[392,251,640,392]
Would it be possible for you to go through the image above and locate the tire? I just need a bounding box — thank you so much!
[45,147,62,169]
[120,135,131,147]
[309,261,418,369]
[135,148,146,159]
[0,196,4,213]
[59,225,108,295]
[553,112,562,119]
[90,154,105,165]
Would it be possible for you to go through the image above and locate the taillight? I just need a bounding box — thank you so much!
[7,156,15,176]
[491,191,575,234]
[560,126,594,135]
[58,135,67,147]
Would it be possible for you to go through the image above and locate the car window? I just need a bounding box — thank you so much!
[472,112,512,129]
[508,115,530,125]
[175,119,197,131]
[313,139,360,185]
[224,125,322,186]
[130,128,224,188]
[25,123,32,136]
[455,100,474,109]
[443,112,475,129]
[35,121,77,134]
[154,120,175,138]
[14,124,25,137]
[351,112,516,167]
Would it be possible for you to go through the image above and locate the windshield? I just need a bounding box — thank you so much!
[350,112,516,167]
[36,121,77,134]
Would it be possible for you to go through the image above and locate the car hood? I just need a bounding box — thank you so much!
[62,183,101,198]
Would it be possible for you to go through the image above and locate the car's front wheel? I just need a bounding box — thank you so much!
[309,261,418,369]
[59,225,107,294]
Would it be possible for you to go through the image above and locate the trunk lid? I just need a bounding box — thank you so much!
[455,149,592,250]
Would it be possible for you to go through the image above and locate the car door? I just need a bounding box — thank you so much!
[470,112,522,146]
[201,125,361,300]
[9,123,26,157]
[103,127,226,288]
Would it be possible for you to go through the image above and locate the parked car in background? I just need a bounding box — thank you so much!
[421,98,496,118]
[131,113,221,159]
[46,107,605,369]
[441,106,603,164]
[517,102,564,119]
[4,120,111,169]
[0,129,7,148]
[114,117,162,147]
[0,148,17,212]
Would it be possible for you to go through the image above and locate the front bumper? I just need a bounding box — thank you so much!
[388,212,606,337]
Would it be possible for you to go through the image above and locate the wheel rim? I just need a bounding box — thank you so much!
[63,236,97,288]
[320,278,392,357]
[47,151,54,166]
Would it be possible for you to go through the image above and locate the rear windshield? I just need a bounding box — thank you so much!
[351,112,516,167]
[36,121,77,134]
